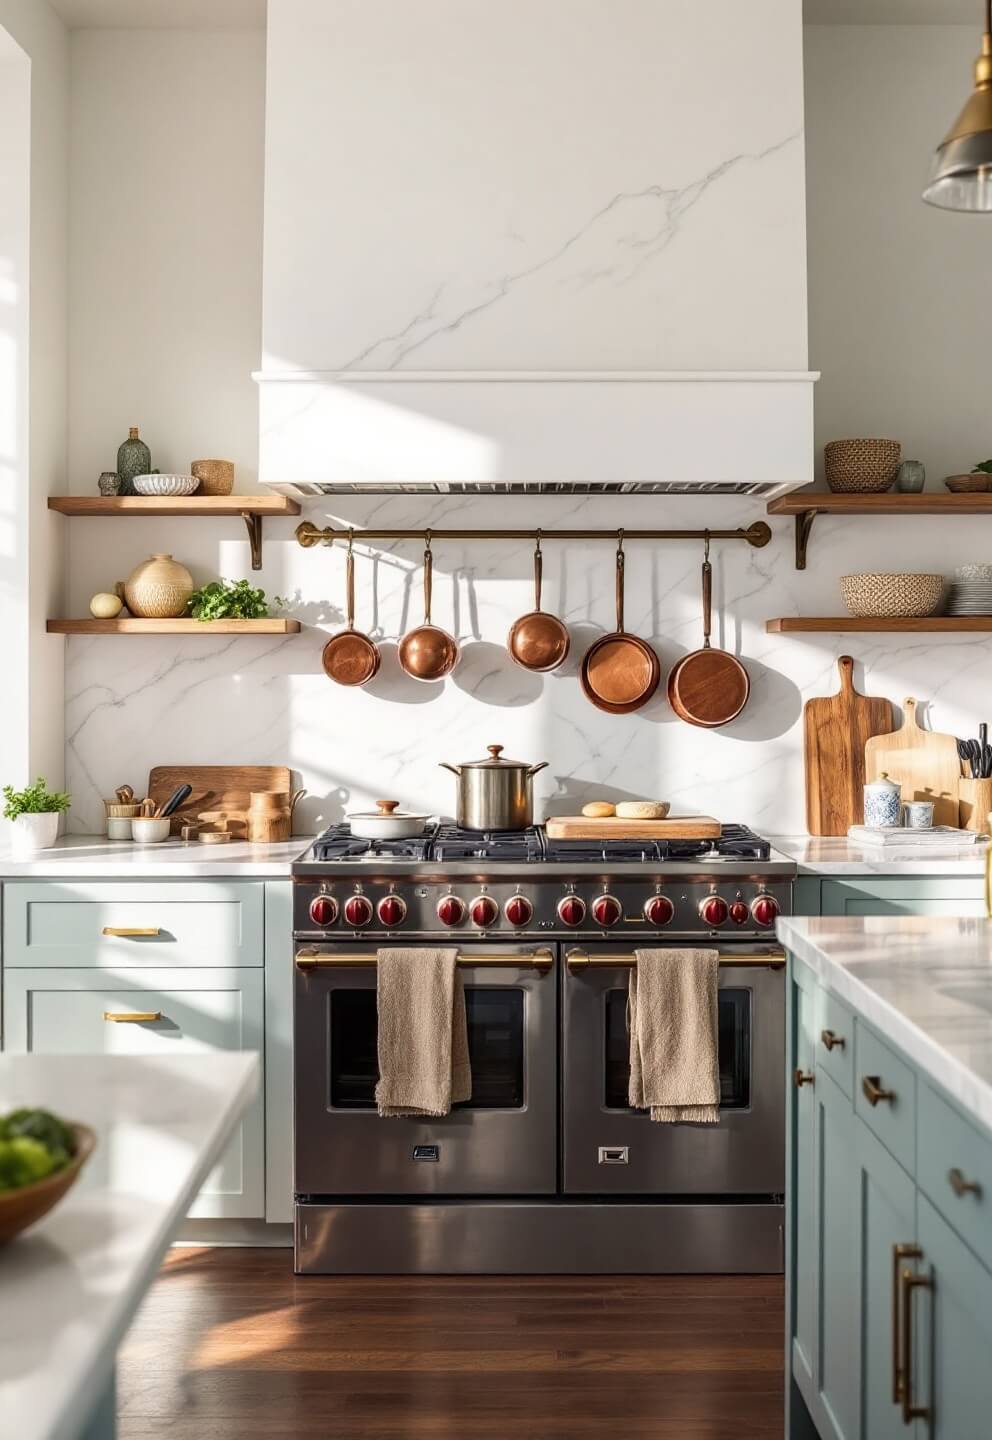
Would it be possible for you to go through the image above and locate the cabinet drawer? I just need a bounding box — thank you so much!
[918,1081,992,1270]
[3,882,263,968]
[855,1021,916,1174]
[817,988,855,1098]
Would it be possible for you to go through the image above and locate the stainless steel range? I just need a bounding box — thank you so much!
[292,823,795,1275]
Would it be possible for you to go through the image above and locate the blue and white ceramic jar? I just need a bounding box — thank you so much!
[864,771,902,827]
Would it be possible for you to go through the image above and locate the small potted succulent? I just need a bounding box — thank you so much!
[3,777,71,855]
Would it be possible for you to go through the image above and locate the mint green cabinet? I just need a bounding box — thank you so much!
[820,879,985,918]
[814,1066,860,1440]
[917,1196,992,1438]
[790,963,818,1399]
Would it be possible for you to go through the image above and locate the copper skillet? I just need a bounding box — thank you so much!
[398,534,459,682]
[580,533,660,713]
[507,533,570,672]
[667,536,750,727]
[321,533,381,686]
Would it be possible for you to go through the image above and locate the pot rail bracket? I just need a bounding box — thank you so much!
[295,520,773,551]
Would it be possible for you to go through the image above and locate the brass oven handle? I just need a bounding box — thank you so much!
[900,1261,933,1425]
[565,950,786,970]
[102,926,161,937]
[862,1074,896,1107]
[948,1166,983,1199]
[103,1011,162,1023]
[891,1243,921,1403]
[794,1069,814,1088]
[821,1028,846,1051]
[295,949,554,971]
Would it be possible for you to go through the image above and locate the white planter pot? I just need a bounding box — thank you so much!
[10,812,61,856]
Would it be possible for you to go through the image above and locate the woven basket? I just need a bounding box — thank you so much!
[190,459,234,496]
[825,439,901,493]
[945,473,989,493]
[105,802,141,818]
[840,572,944,618]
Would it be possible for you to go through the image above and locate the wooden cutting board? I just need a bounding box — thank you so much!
[804,656,894,835]
[864,698,960,828]
[148,765,291,835]
[545,815,721,840]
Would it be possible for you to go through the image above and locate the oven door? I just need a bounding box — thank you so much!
[562,945,784,1196]
[294,945,557,1196]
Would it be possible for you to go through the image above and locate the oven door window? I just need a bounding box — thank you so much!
[603,987,751,1111]
[329,987,525,1110]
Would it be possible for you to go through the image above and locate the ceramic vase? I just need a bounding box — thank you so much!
[124,553,193,619]
[117,427,152,497]
[863,772,901,827]
[10,812,60,855]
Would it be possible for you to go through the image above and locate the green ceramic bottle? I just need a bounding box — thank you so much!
[117,426,151,496]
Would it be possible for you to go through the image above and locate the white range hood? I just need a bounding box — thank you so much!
[258,0,814,499]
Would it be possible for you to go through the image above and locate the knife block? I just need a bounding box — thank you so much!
[958,778,992,834]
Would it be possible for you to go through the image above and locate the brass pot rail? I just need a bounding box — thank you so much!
[295,948,553,971]
[296,521,772,551]
[566,950,786,970]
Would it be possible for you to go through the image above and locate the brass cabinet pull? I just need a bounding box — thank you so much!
[862,1074,895,1107]
[103,1011,162,1023]
[900,1261,933,1425]
[948,1166,983,1199]
[102,926,161,938]
[821,1028,846,1051]
[295,949,554,971]
[891,1243,921,1403]
[794,1068,815,1088]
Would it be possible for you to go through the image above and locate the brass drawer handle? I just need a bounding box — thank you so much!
[794,1068,815,1088]
[948,1167,983,1199]
[821,1028,846,1052]
[103,1011,162,1023]
[862,1074,895,1107]
[102,927,161,938]
[900,1262,933,1425]
[891,1243,920,1403]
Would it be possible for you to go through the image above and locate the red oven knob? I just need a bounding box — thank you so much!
[377,894,407,928]
[699,894,728,927]
[729,900,750,926]
[470,895,499,928]
[643,894,674,927]
[436,894,465,927]
[592,894,622,928]
[504,895,533,928]
[751,893,779,928]
[557,894,586,927]
[344,893,373,928]
[309,894,338,927]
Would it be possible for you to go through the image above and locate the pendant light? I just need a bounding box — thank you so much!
[923,0,992,211]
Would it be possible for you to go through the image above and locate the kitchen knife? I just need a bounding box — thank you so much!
[157,783,193,819]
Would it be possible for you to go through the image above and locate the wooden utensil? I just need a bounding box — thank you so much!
[803,656,894,835]
[864,698,961,827]
[667,539,749,728]
[321,534,381,687]
[958,777,992,834]
[246,788,306,843]
[545,814,720,840]
[580,537,660,713]
[398,536,459,682]
[148,765,291,834]
[507,536,570,672]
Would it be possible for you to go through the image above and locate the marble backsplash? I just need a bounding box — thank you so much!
[63,491,992,837]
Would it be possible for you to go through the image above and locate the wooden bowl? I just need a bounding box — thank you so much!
[944,474,989,493]
[0,1123,96,1243]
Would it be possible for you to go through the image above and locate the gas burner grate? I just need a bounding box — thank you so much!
[311,823,439,862]
[432,825,546,862]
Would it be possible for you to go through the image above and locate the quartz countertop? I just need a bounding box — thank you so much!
[769,834,989,876]
[0,1051,259,1440]
[778,915,992,1133]
[0,834,313,878]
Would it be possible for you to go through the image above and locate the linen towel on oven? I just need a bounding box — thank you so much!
[628,948,721,1124]
[374,947,472,1117]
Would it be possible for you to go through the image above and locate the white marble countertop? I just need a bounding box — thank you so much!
[769,834,989,876]
[778,915,992,1133]
[0,1051,259,1440]
[0,834,313,878]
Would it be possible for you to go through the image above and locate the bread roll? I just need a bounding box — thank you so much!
[581,801,616,818]
[615,801,669,820]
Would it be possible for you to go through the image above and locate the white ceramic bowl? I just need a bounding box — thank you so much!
[132,474,200,497]
[955,564,992,582]
[131,816,171,844]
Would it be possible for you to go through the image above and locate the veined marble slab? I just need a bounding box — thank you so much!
[770,835,989,876]
[0,835,310,878]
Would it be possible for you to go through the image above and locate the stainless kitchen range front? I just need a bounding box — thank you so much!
[292,820,794,1275]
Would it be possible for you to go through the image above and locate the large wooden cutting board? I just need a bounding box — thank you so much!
[148,765,291,835]
[864,698,960,828]
[804,656,894,835]
[545,815,721,840]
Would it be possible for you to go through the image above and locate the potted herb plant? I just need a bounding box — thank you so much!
[3,777,71,855]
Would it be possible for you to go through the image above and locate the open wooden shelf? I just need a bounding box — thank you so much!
[47,494,301,569]
[47,618,301,635]
[766,489,992,568]
[766,617,992,633]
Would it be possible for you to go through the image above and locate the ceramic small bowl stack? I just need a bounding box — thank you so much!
[132,474,200,497]
[946,564,992,616]
[105,801,140,840]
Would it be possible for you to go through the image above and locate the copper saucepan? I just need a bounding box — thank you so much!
[507,534,570,673]
[398,536,459,682]
[667,537,749,728]
[321,534,381,686]
[580,535,660,713]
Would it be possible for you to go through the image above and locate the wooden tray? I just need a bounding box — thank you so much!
[545,815,721,840]
[148,765,291,835]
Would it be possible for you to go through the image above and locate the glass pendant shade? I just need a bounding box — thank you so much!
[923,14,992,212]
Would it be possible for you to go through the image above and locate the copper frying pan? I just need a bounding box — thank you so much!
[667,539,749,728]
[321,534,381,686]
[398,537,459,682]
[507,535,570,672]
[580,536,660,713]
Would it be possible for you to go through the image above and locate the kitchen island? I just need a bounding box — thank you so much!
[778,915,992,1439]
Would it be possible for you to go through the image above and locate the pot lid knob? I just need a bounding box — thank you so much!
[375,800,400,814]
[487,745,504,759]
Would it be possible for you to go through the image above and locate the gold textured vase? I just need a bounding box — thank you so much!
[124,553,193,618]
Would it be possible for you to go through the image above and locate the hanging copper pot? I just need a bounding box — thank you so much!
[507,533,570,672]
[579,533,660,713]
[321,533,381,686]
[398,535,459,682]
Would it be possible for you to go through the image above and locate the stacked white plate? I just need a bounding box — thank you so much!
[946,564,992,615]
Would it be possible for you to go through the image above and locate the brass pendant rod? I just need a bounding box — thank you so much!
[297,520,772,550]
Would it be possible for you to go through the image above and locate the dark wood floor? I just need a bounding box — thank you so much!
[118,1249,784,1439]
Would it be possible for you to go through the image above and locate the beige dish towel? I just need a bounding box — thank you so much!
[628,948,721,1124]
[374,947,472,1117]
